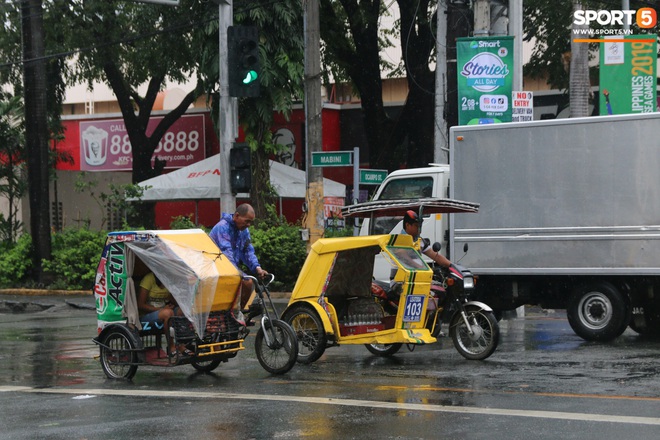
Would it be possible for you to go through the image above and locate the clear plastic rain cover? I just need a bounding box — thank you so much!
[126,237,221,338]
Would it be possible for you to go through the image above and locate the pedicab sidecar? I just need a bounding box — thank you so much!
[93,229,297,380]
[282,197,498,363]
[282,233,436,364]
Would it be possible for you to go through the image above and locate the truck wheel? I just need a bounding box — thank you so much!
[567,282,629,342]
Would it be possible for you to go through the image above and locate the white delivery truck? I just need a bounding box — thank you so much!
[449,113,660,342]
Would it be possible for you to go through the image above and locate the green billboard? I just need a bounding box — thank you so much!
[457,36,514,125]
[599,35,657,115]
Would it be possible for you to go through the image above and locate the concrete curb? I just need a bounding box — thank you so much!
[0,289,92,296]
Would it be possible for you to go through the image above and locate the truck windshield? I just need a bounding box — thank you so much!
[378,176,434,200]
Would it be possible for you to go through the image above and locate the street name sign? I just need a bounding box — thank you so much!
[359,169,388,185]
[312,151,353,167]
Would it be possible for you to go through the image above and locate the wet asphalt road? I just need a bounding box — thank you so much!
[1,293,660,439]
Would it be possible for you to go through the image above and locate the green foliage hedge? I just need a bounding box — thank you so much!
[42,228,108,290]
[0,220,309,292]
[250,221,307,291]
[0,233,33,288]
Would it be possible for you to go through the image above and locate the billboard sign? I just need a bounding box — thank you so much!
[457,36,514,125]
[80,114,206,171]
[599,35,657,115]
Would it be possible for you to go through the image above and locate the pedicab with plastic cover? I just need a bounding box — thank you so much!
[282,198,499,363]
[93,229,297,379]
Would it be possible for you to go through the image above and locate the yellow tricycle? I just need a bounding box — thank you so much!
[282,198,499,363]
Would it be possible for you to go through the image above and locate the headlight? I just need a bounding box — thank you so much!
[463,276,474,289]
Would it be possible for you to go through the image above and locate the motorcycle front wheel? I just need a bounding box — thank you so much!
[449,307,499,360]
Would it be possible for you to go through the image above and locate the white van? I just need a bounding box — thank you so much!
[359,164,450,280]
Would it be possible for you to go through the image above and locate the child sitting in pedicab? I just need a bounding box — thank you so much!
[136,272,186,357]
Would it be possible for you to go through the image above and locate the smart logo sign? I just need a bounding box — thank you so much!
[457,36,514,125]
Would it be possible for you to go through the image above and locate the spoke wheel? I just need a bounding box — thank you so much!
[450,308,499,360]
[282,305,327,364]
[255,319,298,374]
[191,358,222,373]
[364,343,402,356]
[99,328,138,380]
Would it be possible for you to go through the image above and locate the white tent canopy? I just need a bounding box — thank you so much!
[132,154,346,201]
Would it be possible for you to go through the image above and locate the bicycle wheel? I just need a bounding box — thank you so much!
[255,319,298,374]
[99,327,138,380]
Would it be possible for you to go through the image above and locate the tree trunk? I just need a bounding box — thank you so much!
[21,0,52,283]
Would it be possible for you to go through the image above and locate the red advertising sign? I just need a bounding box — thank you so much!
[79,114,206,171]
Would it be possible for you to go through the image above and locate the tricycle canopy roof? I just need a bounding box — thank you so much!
[341,197,479,218]
[94,229,242,337]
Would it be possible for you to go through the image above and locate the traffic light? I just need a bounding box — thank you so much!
[227,26,260,98]
[230,143,252,193]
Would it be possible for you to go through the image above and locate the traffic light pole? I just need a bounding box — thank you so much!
[217,0,238,215]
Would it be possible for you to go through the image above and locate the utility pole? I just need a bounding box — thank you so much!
[434,1,448,164]
[509,0,523,93]
[445,1,472,130]
[303,0,324,246]
[473,0,490,36]
[216,0,238,215]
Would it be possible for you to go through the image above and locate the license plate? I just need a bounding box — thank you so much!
[403,295,425,322]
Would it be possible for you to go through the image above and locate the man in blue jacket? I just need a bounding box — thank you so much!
[209,203,268,311]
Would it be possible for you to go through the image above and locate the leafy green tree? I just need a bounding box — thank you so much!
[209,0,305,220]
[58,0,218,227]
[0,94,27,243]
[320,0,438,170]
[523,0,659,92]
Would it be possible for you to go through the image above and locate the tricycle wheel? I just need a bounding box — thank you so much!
[99,327,138,380]
[282,304,327,364]
[255,319,298,374]
[191,358,222,373]
[365,343,402,357]
[450,307,499,360]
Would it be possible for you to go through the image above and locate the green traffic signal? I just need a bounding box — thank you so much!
[242,70,258,84]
